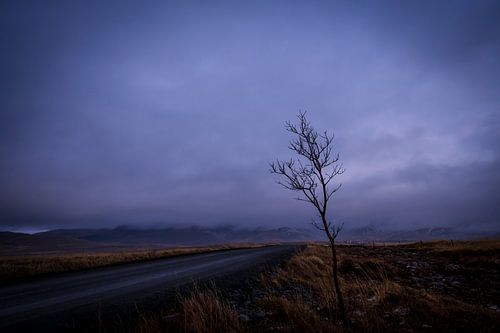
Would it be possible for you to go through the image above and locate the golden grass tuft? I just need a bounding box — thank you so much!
[180,289,244,333]
[261,295,330,333]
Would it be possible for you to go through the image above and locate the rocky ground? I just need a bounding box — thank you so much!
[330,242,500,307]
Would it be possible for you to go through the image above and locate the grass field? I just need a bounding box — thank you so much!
[134,239,500,332]
[3,240,498,332]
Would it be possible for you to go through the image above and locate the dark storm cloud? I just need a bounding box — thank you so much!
[1,1,499,232]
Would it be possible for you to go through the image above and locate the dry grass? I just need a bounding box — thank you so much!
[258,242,500,332]
[415,239,500,265]
[260,295,328,332]
[0,243,266,282]
[130,287,245,333]
[411,239,500,251]
[180,288,245,333]
[123,240,500,332]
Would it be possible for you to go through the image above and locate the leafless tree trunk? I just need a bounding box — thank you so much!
[270,111,347,324]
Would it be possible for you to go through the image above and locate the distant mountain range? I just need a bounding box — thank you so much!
[339,225,499,242]
[0,225,495,255]
[0,226,315,255]
[0,230,116,255]
[42,225,315,246]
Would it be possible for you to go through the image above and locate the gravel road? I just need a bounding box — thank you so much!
[0,245,298,331]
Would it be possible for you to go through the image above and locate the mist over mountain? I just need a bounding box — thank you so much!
[42,225,315,245]
[1,224,495,255]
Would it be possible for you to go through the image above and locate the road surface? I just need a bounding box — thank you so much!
[0,245,298,330]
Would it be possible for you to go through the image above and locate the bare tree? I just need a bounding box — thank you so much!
[270,111,347,324]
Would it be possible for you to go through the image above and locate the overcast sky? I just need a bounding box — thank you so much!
[1,1,499,232]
